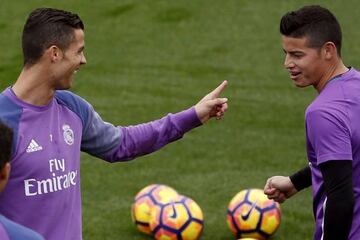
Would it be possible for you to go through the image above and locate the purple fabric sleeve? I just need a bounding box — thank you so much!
[0,215,44,240]
[306,109,352,164]
[104,107,202,162]
[0,224,9,240]
[56,90,202,163]
[81,103,202,161]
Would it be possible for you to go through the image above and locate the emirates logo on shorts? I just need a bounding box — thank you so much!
[62,124,74,145]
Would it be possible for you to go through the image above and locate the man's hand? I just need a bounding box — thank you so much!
[264,176,298,203]
[194,80,228,124]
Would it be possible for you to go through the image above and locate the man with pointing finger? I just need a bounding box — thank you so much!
[0,8,228,240]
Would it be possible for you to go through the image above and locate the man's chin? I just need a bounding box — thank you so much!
[57,86,71,90]
[56,78,74,90]
[55,83,72,90]
[293,81,310,88]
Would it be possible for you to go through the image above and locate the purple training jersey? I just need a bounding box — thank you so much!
[0,88,201,240]
[306,67,360,240]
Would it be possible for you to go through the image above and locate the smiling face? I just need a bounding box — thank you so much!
[51,29,86,90]
[282,35,328,90]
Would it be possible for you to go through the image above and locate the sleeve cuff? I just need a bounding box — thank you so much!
[171,107,202,134]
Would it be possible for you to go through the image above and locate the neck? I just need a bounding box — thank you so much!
[12,64,55,106]
[315,60,348,93]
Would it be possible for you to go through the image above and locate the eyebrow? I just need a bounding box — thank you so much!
[283,49,304,54]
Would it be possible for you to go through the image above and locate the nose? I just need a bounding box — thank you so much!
[283,54,294,69]
[80,53,87,65]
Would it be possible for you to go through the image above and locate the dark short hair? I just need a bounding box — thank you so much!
[22,8,84,66]
[280,5,342,56]
[0,121,13,169]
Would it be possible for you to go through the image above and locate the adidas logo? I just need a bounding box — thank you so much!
[26,139,43,153]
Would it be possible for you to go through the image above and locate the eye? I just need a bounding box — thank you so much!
[77,47,85,54]
[292,52,304,58]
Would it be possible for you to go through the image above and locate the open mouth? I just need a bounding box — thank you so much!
[290,71,301,79]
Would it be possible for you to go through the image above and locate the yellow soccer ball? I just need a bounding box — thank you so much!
[227,188,281,240]
[131,184,179,235]
[149,195,204,240]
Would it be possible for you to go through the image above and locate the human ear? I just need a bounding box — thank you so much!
[47,45,63,63]
[322,42,337,60]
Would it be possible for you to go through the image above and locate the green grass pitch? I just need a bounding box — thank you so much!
[1,0,360,239]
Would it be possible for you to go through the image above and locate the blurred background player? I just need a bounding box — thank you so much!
[0,7,228,240]
[264,5,358,240]
[0,121,44,240]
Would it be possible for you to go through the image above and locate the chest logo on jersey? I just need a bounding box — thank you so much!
[26,139,43,153]
[62,124,74,145]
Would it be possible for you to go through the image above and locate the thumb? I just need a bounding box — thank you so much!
[264,179,275,193]
[207,97,228,106]
[264,187,276,195]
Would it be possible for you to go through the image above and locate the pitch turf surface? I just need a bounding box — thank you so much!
[1,1,360,239]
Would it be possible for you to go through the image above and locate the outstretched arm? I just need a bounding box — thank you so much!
[79,81,228,161]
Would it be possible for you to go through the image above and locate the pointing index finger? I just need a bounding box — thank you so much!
[209,80,228,98]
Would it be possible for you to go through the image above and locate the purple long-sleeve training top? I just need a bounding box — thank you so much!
[0,87,202,240]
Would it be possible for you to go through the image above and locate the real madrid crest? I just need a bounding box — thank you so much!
[62,124,74,145]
